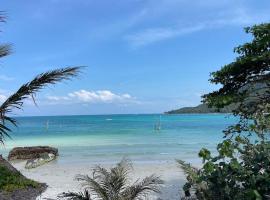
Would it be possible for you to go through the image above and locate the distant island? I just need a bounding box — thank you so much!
[165,104,235,114]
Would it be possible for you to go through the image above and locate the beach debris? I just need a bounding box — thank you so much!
[8,146,58,161]
[25,153,56,169]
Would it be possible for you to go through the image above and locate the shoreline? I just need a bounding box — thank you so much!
[3,114,225,199]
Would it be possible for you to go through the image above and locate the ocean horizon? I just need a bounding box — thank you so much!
[2,114,237,165]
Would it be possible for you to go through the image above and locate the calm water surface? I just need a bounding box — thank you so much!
[2,114,236,164]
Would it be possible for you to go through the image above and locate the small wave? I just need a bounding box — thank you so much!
[106,119,113,121]
[159,152,170,155]
[177,142,210,145]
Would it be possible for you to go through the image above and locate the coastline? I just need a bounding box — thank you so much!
[3,114,229,199]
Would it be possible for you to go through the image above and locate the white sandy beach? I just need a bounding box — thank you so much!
[12,160,187,200]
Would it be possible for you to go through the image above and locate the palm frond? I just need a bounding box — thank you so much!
[0,44,11,58]
[177,160,202,197]
[123,174,164,200]
[0,123,12,144]
[108,158,132,194]
[0,12,10,59]
[76,158,133,199]
[0,67,81,115]
[177,160,196,172]
[0,11,6,23]
[75,174,109,200]
[71,159,163,200]
[0,67,81,144]
[176,160,199,184]
[0,116,17,144]
[58,190,92,200]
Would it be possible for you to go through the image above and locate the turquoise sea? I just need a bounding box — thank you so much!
[2,114,236,165]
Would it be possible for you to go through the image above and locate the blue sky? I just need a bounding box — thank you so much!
[0,0,270,116]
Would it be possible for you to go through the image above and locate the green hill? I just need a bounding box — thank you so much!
[165,104,234,114]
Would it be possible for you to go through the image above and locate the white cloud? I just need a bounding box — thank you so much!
[47,96,71,101]
[69,90,133,103]
[46,89,136,104]
[125,1,270,48]
[34,0,269,49]
[126,25,205,47]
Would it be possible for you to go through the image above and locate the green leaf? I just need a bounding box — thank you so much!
[198,148,211,162]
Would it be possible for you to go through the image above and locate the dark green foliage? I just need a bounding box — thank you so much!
[0,165,40,192]
[203,23,270,120]
[179,23,270,200]
[179,139,270,199]
[58,159,164,200]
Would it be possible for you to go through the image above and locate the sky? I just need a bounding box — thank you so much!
[0,0,270,116]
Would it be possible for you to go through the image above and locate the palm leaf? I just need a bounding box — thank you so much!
[107,158,132,195]
[0,12,11,59]
[0,11,6,22]
[0,123,12,144]
[58,189,92,200]
[177,160,204,197]
[0,44,11,58]
[123,174,164,200]
[75,174,109,200]
[0,67,81,144]
[176,160,199,183]
[70,159,163,200]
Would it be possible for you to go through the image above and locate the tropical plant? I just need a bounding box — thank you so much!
[0,11,81,198]
[0,12,81,145]
[178,23,270,200]
[0,165,39,192]
[59,190,92,200]
[58,159,164,200]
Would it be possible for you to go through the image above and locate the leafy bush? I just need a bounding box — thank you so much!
[179,138,270,199]
[0,165,40,192]
[179,23,270,200]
